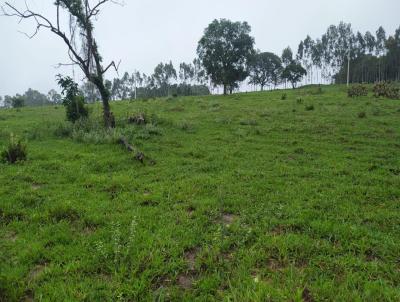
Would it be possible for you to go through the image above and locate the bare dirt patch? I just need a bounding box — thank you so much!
[302,287,314,302]
[31,183,41,191]
[177,273,194,289]
[184,247,199,270]
[221,213,237,225]
[28,264,47,282]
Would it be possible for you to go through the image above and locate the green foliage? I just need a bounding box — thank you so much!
[65,95,89,122]
[348,84,369,97]
[373,82,400,99]
[248,52,282,90]
[281,93,287,100]
[282,62,307,89]
[305,104,315,111]
[197,19,255,94]
[57,75,89,122]
[1,86,400,301]
[11,96,25,108]
[1,134,27,163]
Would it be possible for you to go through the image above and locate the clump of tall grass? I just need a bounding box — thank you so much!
[1,134,27,164]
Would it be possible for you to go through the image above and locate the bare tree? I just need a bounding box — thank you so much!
[1,0,122,127]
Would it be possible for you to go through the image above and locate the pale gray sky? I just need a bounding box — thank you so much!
[1,0,399,96]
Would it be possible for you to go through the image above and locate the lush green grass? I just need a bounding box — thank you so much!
[1,85,400,301]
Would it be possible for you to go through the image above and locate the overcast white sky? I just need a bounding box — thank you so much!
[0,0,399,96]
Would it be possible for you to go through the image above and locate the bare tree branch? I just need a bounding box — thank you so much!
[102,60,121,75]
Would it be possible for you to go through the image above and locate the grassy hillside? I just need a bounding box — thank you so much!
[1,85,399,301]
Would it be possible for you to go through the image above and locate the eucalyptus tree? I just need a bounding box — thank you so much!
[281,47,294,67]
[197,19,255,94]
[302,36,315,83]
[385,27,400,81]
[179,63,195,84]
[153,61,177,95]
[364,31,376,54]
[193,58,207,85]
[1,0,122,127]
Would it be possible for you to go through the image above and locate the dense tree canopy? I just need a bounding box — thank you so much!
[248,52,282,90]
[197,19,255,94]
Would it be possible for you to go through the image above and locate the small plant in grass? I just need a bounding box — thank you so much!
[179,121,195,132]
[128,113,147,125]
[296,97,303,104]
[348,84,368,98]
[358,111,366,118]
[1,134,27,164]
[281,93,287,100]
[240,119,258,126]
[305,105,314,111]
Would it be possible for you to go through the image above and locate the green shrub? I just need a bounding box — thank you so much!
[348,84,368,98]
[281,93,287,100]
[373,82,400,99]
[65,95,89,123]
[296,97,304,104]
[358,111,366,118]
[305,105,315,111]
[1,134,27,164]
[57,75,89,122]
[240,119,258,126]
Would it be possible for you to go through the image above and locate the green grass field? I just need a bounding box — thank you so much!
[1,85,399,301]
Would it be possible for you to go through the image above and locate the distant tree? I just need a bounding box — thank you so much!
[120,72,131,100]
[281,47,294,67]
[197,19,255,94]
[248,52,282,91]
[282,62,307,89]
[364,31,376,54]
[153,61,177,95]
[11,96,25,108]
[0,96,3,107]
[48,89,62,104]
[375,26,387,56]
[193,58,207,85]
[179,63,195,84]
[22,88,49,106]
[80,82,100,103]
[2,0,122,127]
[385,27,400,81]
[4,96,12,108]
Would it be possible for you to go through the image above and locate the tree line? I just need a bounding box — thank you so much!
[0,59,210,108]
[295,22,400,85]
[2,17,399,109]
[1,1,399,126]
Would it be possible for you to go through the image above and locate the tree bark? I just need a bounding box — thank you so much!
[93,76,114,128]
[223,84,227,95]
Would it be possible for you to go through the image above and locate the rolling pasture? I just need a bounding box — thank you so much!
[1,85,400,301]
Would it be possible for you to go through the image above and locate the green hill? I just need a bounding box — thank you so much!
[1,85,400,301]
